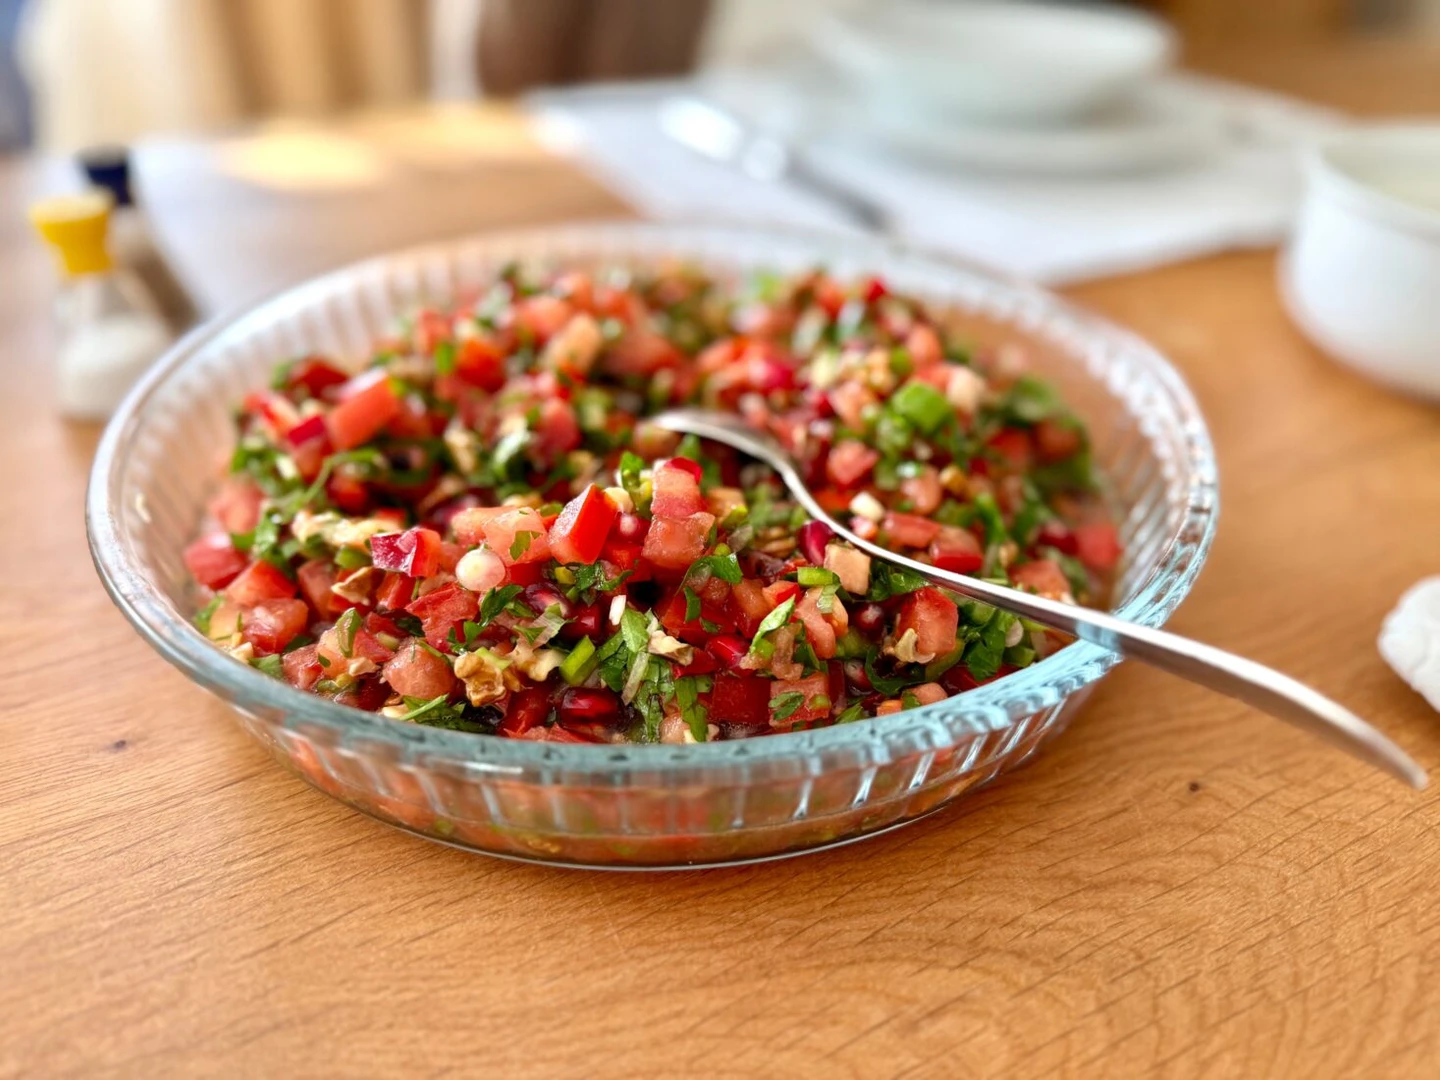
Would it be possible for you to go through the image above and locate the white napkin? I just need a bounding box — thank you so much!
[528,73,1344,285]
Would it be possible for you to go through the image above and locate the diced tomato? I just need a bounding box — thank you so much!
[352,629,397,665]
[929,526,984,574]
[533,398,582,457]
[454,336,507,391]
[640,512,714,571]
[883,511,941,549]
[1073,522,1122,573]
[326,469,371,514]
[450,506,508,547]
[727,579,771,637]
[1034,419,1083,462]
[282,644,324,691]
[499,687,553,737]
[242,598,310,655]
[406,583,479,651]
[382,638,456,699]
[513,295,574,343]
[284,356,349,398]
[412,309,452,356]
[904,323,942,367]
[826,440,879,488]
[225,559,297,605]
[769,673,831,727]
[481,507,551,566]
[549,485,619,566]
[184,533,248,589]
[1011,559,1072,599]
[708,673,772,728]
[604,326,680,376]
[987,428,1033,472]
[660,456,703,483]
[650,466,705,519]
[326,369,402,451]
[862,275,889,305]
[795,588,838,659]
[296,558,338,618]
[896,587,959,660]
[900,468,944,516]
[370,527,443,578]
[208,478,263,535]
[763,580,801,609]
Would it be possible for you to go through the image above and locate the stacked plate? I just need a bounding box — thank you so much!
[806,0,1227,176]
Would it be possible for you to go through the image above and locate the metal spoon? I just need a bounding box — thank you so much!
[650,408,1427,789]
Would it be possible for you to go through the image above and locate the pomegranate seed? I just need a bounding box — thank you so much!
[615,512,649,543]
[852,603,885,636]
[557,687,621,726]
[844,659,872,691]
[1036,520,1078,555]
[796,520,834,566]
[561,602,604,641]
[523,583,572,618]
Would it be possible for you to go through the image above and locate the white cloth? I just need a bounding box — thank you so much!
[528,74,1344,285]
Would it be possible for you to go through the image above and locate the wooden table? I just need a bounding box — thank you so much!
[6,40,1440,1079]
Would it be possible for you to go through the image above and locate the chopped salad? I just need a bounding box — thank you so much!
[185,264,1121,743]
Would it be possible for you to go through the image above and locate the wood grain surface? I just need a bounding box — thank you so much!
[5,42,1440,1080]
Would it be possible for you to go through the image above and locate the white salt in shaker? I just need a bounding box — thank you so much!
[29,190,174,420]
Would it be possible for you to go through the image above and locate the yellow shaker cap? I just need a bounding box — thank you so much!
[29,190,115,276]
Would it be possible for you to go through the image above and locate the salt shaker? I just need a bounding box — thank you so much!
[30,190,175,420]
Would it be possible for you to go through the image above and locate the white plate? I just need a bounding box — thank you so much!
[813,0,1175,125]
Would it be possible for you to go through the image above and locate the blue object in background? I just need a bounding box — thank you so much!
[0,0,30,149]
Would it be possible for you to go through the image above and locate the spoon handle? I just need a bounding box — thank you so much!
[652,410,1426,789]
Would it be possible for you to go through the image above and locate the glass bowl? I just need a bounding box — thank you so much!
[87,221,1218,869]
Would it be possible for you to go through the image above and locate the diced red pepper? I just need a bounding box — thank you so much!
[370,527,443,578]
[326,369,402,451]
[549,484,619,566]
[184,533,248,590]
[283,413,329,449]
[225,559,297,606]
[285,356,349,397]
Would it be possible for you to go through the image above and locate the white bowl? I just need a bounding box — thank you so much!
[1282,125,1440,400]
[813,0,1176,125]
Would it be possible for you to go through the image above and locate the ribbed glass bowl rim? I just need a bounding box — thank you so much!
[87,220,1218,775]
